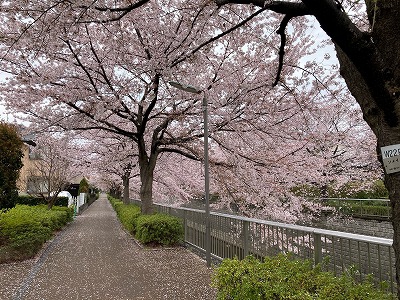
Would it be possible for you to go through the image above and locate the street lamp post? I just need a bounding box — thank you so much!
[169,81,211,267]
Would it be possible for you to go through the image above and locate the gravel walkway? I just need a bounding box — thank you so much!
[1,194,217,300]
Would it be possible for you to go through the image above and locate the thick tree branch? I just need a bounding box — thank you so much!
[79,0,151,23]
[90,0,150,13]
[63,39,99,94]
[273,14,293,86]
[139,74,161,136]
[215,0,310,15]
[151,118,170,154]
[301,0,398,126]
[216,0,399,126]
[65,101,136,140]
[158,148,200,161]
[135,27,152,61]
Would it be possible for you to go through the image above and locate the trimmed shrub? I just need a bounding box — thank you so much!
[51,206,74,224]
[0,209,52,261]
[117,204,141,233]
[135,213,184,246]
[108,195,141,233]
[212,254,393,300]
[3,220,51,251]
[108,195,183,246]
[108,195,122,209]
[11,195,68,207]
[112,200,124,213]
[0,204,72,262]
[8,205,70,231]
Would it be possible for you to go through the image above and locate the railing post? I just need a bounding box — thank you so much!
[184,210,187,243]
[243,220,250,258]
[314,232,322,265]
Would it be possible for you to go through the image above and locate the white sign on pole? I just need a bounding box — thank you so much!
[381,144,400,174]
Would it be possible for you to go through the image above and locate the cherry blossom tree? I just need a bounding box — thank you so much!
[75,133,140,204]
[0,0,377,208]
[206,57,379,219]
[29,0,390,281]
[25,134,76,209]
[74,134,204,206]
[0,1,210,213]
[202,0,400,296]
[0,1,391,280]
[0,0,310,215]
[151,152,204,205]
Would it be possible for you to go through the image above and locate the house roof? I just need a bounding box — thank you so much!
[21,133,36,146]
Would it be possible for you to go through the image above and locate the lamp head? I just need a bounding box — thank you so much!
[169,81,202,94]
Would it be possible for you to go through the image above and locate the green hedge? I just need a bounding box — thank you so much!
[109,196,141,233]
[108,195,183,246]
[350,205,390,217]
[291,180,388,199]
[212,254,393,300]
[49,206,74,225]
[326,200,391,218]
[0,205,73,262]
[135,214,184,246]
[109,197,141,234]
[6,195,69,208]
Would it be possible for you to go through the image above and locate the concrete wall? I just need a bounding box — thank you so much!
[17,144,35,193]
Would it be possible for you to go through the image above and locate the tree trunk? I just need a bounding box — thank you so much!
[140,165,154,214]
[122,173,130,205]
[138,137,157,214]
[332,14,400,296]
[385,173,400,296]
[336,43,400,297]
[47,196,57,210]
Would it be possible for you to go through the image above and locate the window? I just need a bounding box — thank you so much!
[27,176,47,194]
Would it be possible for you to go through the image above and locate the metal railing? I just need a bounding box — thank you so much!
[315,198,391,220]
[130,199,395,293]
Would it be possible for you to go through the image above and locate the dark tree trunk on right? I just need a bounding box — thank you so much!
[335,18,400,297]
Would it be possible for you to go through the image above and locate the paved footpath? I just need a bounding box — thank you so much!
[1,194,216,300]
